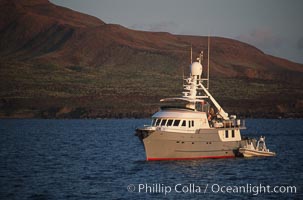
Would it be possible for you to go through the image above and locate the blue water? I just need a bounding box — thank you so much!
[0,119,302,199]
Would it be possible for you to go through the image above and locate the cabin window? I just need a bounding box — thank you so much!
[188,120,194,128]
[232,130,235,138]
[225,130,229,138]
[167,119,173,126]
[173,120,180,126]
[152,119,156,126]
[155,119,161,126]
[181,120,186,127]
[161,119,167,126]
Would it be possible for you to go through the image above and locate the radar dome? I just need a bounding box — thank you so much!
[190,62,203,76]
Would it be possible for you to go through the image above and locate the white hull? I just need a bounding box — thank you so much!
[135,49,276,161]
[239,148,276,157]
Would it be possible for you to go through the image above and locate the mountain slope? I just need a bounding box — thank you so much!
[0,0,302,118]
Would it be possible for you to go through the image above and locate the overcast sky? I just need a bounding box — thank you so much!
[51,0,303,64]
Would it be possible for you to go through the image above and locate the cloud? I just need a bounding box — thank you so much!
[297,37,303,50]
[236,27,283,50]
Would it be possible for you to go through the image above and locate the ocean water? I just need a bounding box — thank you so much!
[0,119,302,200]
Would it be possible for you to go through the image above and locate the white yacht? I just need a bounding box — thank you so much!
[135,50,274,161]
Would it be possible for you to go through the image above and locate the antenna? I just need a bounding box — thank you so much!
[198,51,203,64]
[207,36,210,89]
[190,44,193,64]
[182,65,184,82]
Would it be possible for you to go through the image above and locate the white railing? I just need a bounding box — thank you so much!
[221,119,246,129]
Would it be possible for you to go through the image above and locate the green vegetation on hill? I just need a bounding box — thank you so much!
[1,57,302,118]
[0,0,302,118]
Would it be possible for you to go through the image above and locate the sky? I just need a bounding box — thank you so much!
[50,0,303,64]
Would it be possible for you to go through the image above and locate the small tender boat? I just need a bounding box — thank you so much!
[239,136,276,157]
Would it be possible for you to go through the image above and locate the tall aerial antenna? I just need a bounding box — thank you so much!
[199,51,203,64]
[190,44,193,64]
[207,36,210,89]
[182,64,184,83]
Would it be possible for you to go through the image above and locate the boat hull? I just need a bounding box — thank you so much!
[139,129,242,161]
[239,148,276,157]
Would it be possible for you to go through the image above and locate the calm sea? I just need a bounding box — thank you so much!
[0,119,302,199]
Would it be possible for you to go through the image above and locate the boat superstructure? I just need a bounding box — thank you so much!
[135,48,274,161]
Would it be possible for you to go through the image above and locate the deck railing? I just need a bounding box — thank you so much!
[220,119,246,129]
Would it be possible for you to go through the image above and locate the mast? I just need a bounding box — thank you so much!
[190,44,193,64]
[207,36,210,89]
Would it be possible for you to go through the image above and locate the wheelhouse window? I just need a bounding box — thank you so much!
[153,119,189,127]
[161,119,167,126]
[155,119,161,126]
[173,120,180,126]
[232,130,235,138]
[167,119,173,126]
[225,130,229,138]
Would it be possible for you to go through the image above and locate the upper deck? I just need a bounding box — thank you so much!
[150,108,246,133]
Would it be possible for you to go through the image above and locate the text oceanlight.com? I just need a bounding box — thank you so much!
[126,183,297,196]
